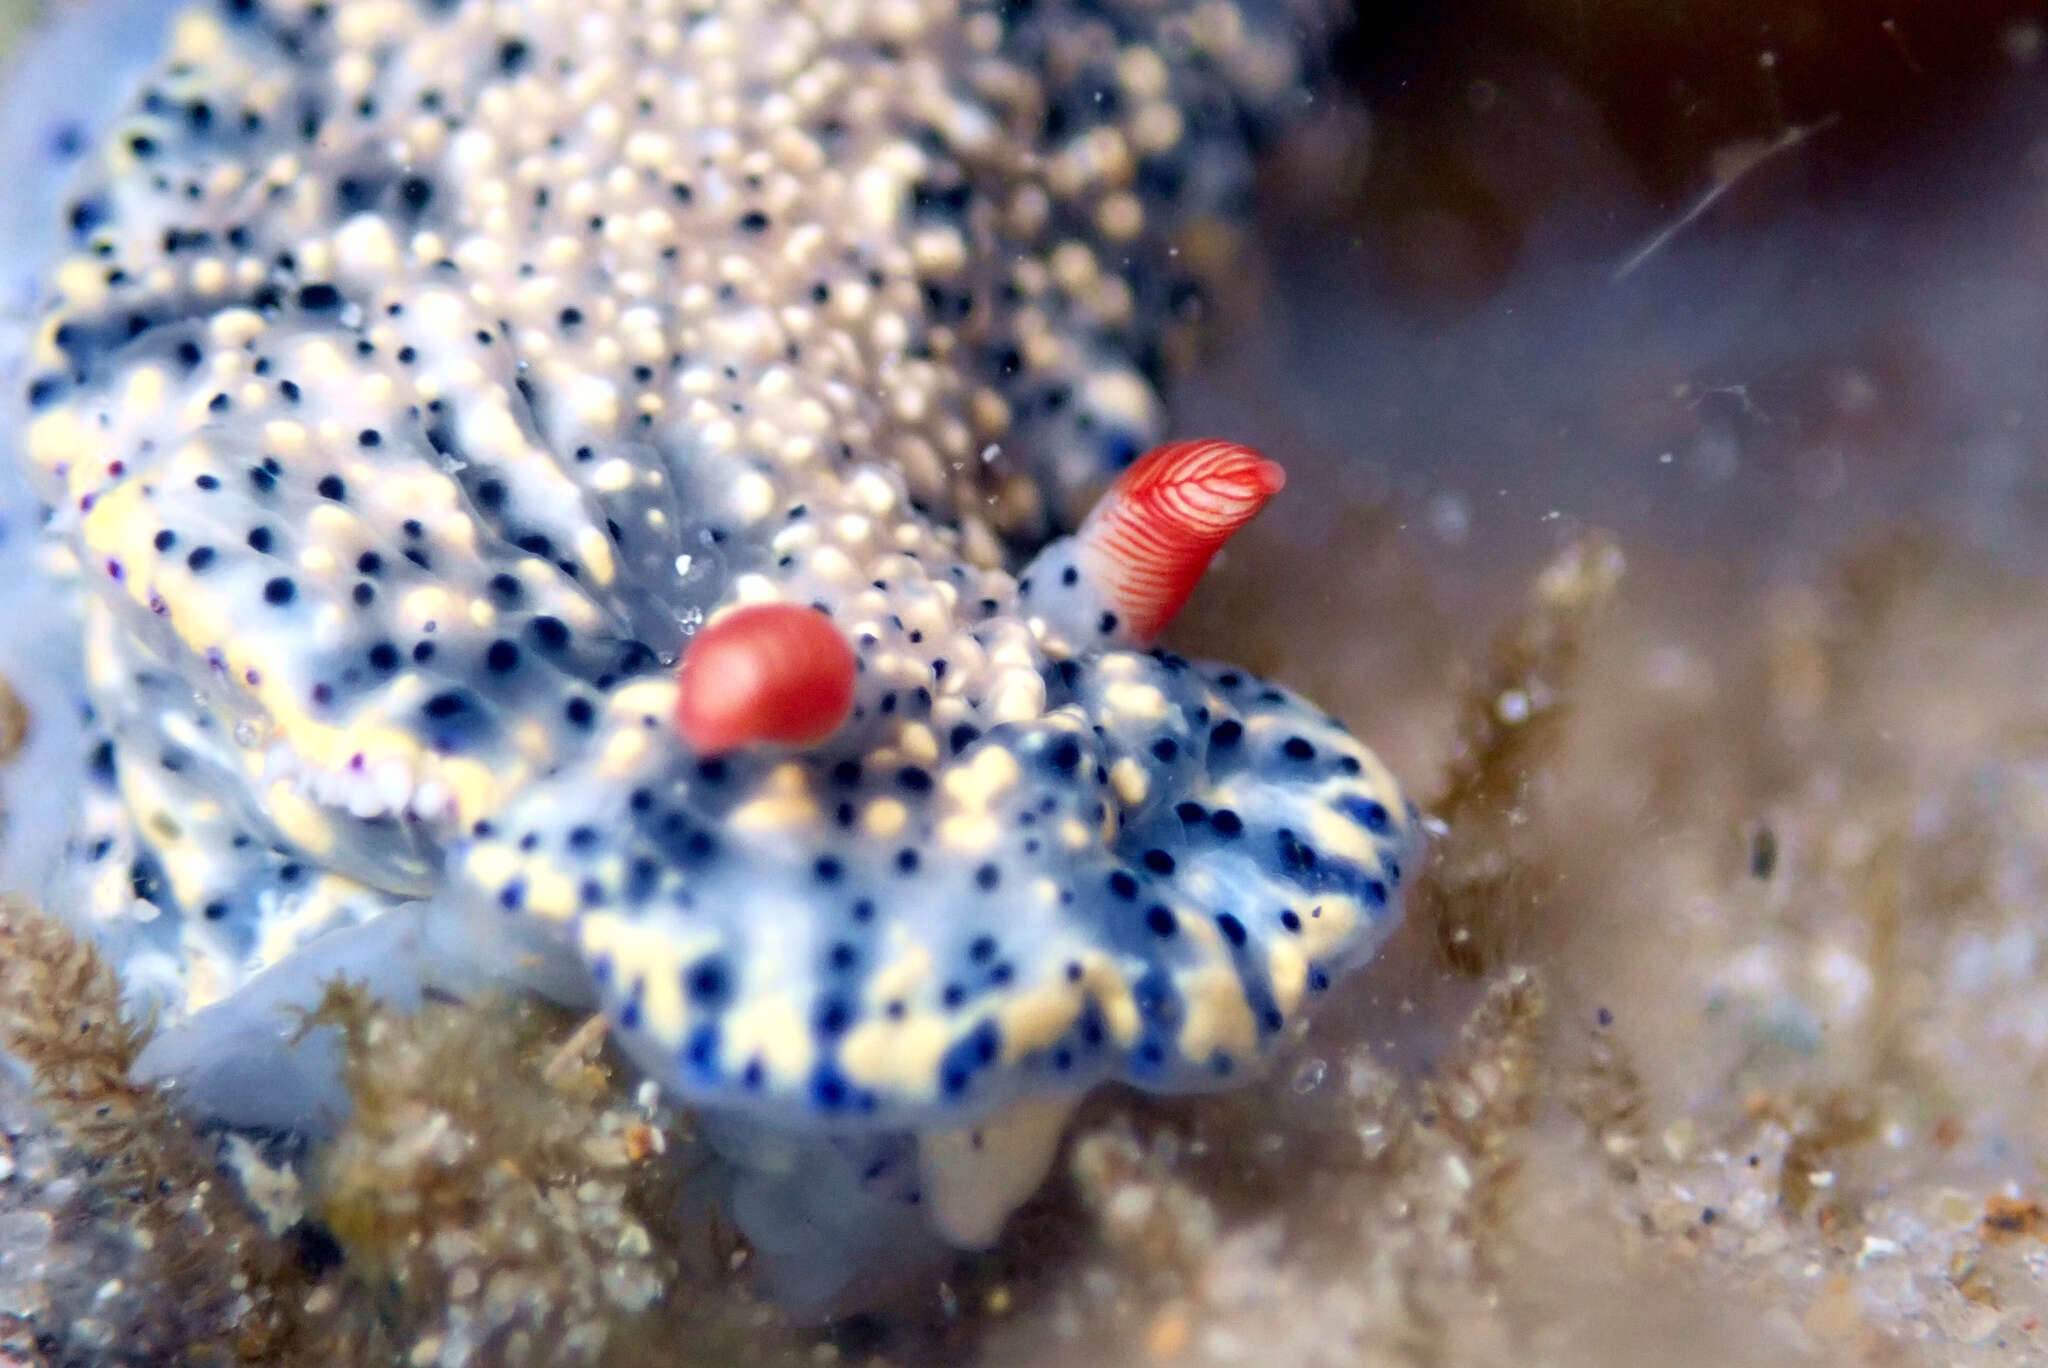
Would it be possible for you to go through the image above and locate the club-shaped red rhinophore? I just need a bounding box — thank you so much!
[1075,438,1287,642]
[674,602,858,755]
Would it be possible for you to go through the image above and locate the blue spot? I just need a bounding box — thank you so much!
[687,959,729,1006]
[47,121,86,159]
[683,1024,720,1081]
[811,1064,851,1111]
[1103,431,1141,470]
[419,688,489,753]
[1133,969,1176,1024]
[938,1019,1002,1098]
[1338,796,1392,833]
[1079,1004,1106,1048]
[815,997,853,1037]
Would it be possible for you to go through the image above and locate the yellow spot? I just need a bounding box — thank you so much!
[25,410,91,477]
[520,867,580,923]
[576,913,716,1046]
[867,942,934,1008]
[1080,954,1141,1045]
[265,782,336,857]
[465,843,520,889]
[1268,939,1308,1018]
[863,798,908,840]
[1172,930,1257,1064]
[1309,807,1380,866]
[1296,896,1359,961]
[937,813,1000,850]
[1109,757,1149,807]
[730,790,819,832]
[1103,681,1169,722]
[997,980,1081,1061]
[839,1013,951,1096]
[942,745,1021,809]
[722,994,815,1086]
[600,727,652,776]
[611,680,675,718]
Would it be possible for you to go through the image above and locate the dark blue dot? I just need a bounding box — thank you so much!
[1215,913,1247,946]
[688,961,728,1004]
[1339,795,1392,832]
[529,616,569,651]
[811,1067,849,1108]
[684,1025,719,1077]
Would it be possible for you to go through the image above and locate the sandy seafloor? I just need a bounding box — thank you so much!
[10,1,2048,1364]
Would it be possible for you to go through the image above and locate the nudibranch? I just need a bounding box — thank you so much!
[0,0,1417,1308]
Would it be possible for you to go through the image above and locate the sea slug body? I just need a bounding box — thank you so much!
[1,0,1419,1305]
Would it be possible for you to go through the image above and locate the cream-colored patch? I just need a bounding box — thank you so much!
[918,1094,1079,1247]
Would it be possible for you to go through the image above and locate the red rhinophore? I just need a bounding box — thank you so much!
[673,602,858,754]
[1075,438,1287,642]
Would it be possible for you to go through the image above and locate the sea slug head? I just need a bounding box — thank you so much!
[454,439,1418,1151]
